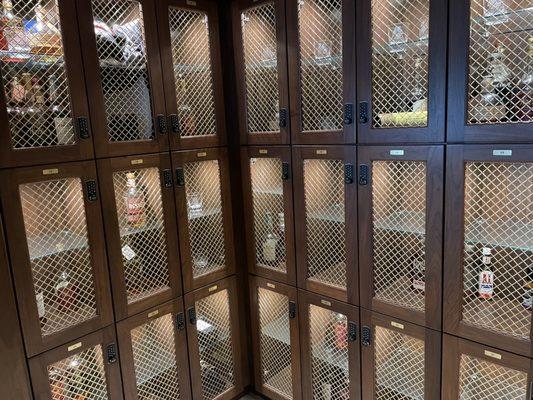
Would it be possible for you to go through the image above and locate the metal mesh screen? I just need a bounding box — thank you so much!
[47,345,108,400]
[372,161,427,312]
[196,289,236,400]
[20,178,96,337]
[258,288,292,398]
[1,0,75,149]
[241,3,280,134]
[462,162,532,340]
[370,0,429,128]
[169,7,217,137]
[184,160,226,279]
[112,168,170,305]
[131,314,182,399]
[309,304,350,399]
[304,159,346,289]
[459,354,528,399]
[298,0,344,132]
[250,158,286,273]
[91,0,154,142]
[374,326,425,399]
[467,1,533,124]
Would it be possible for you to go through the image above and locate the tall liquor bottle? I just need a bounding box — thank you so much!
[522,265,532,310]
[261,211,280,266]
[123,172,146,227]
[478,247,494,300]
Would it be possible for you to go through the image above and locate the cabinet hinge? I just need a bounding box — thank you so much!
[85,180,97,202]
[170,114,180,134]
[175,167,185,187]
[361,326,372,347]
[358,164,369,186]
[359,101,369,124]
[281,162,290,181]
[162,169,173,188]
[157,114,167,134]
[188,307,197,325]
[279,108,288,128]
[76,116,90,139]
[344,103,354,125]
[344,163,354,184]
[106,343,118,364]
[176,312,185,331]
[288,301,297,319]
[348,321,357,342]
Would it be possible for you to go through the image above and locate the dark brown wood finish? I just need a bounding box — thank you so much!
[360,309,441,400]
[356,0,447,143]
[358,145,444,329]
[286,0,356,144]
[157,0,227,150]
[241,146,296,285]
[97,153,182,321]
[443,144,533,357]
[298,289,361,400]
[28,326,123,400]
[172,147,236,292]
[0,0,94,167]
[292,145,358,304]
[0,161,113,357]
[77,0,169,157]
[116,298,192,400]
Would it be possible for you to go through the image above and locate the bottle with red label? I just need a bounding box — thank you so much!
[478,247,494,299]
[123,172,145,227]
[333,312,347,350]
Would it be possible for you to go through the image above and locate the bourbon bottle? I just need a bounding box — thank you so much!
[123,172,145,227]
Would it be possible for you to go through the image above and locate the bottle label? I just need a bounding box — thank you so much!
[412,278,425,292]
[121,244,136,261]
[478,270,494,299]
[125,196,145,224]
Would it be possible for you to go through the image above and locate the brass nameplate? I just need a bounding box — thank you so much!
[320,299,331,306]
[209,285,218,292]
[259,149,268,154]
[43,168,59,175]
[131,159,143,165]
[316,149,327,155]
[391,321,404,330]
[484,350,502,360]
[197,152,207,157]
[390,149,405,156]
[266,282,276,289]
[68,342,82,352]
[493,150,512,156]
[148,310,159,318]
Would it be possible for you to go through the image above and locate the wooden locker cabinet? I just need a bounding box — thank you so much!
[442,335,532,400]
[29,325,123,400]
[293,146,358,304]
[241,146,296,285]
[157,0,227,150]
[286,0,356,144]
[444,144,533,357]
[447,0,532,143]
[172,147,236,292]
[77,0,169,157]
[249,275,302,400]
[184,276,246,400]
[0,0,94,167]
[358,145,443,329]
[0,161,113,357]
[298,290,361,400]
[356,0,447,143]
[360,309,441,400]
[117,299,192,400]
[97,153,182,321]
[232,0,290,145]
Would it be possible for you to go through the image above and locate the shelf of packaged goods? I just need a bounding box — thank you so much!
[465,220,532,252]
[27,230,89,262]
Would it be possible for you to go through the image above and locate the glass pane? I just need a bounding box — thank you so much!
[112,168,170,304]
[241,3,280,134]
[371,0,429,128]
[374,326,425,399]
[169,7,216,137]
[462,162,532,340]
[196,289,235,400]
[20,178,96,337]
[372,161,427,312]
[91,0,154,142]
[47,345,108,400]
[298,0,343,132]
[184,160,226,279]
[468,1,533,125]
[258,288,292,397]
[131,314,182,399]
[308,304,350,399]
[459,354,528,399]
[304,159,346,289]
[250,157,286,273]
[1,0,75,149]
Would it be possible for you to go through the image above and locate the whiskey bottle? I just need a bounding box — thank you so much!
[55,271,77,312]
[411,246,426,294]
[123,172,145,227]
[262,211,279,265]
[478,247,494,300]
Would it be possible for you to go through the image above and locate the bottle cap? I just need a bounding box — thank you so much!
[482,247,491,256]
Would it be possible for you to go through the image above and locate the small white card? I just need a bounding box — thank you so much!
[121,244,136,261]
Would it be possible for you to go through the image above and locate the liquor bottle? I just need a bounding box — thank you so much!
[123,172,145,227]
[464,244,478,298]
[333,312,347,350]
[478,247,494,299]
[21,72,33,104]
[36,291,47,328]
[10,75,24,105]
[0,0,29,60]
[522,265,532,310]
[55,271,77,312]
[262,211,279,265]
[411,245,426,294]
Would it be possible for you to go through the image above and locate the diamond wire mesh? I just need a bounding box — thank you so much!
[169,7,217,137]
[304,159,346,289]
[241,3,280,134]
[91,0,154,142]
[467,1,533,124]
[250,157,286,273]
[309,304,350,399]
[374,326,425,400]
[47,345,108,399]
[112,168,170,305]
[131,314,182,400]
[196,289,236,400]
[298,0,344,132]
[20,178,96,337]
[372,161,427,312]
[459,354,528,399]
[462,162,532,340]
[370,0,429,128]
[1,0,75,149]
[258,288,292,398]
[184,160,226,279]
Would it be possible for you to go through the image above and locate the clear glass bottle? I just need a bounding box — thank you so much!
[411,246,426,294]
[262,211,279,265]
[123,172,146,227]
[478,247,494,299]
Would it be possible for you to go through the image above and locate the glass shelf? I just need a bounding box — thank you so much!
[188,207,222,220]
[374,38,429,57]
[301,54,342,69]
[119,219,164,238]
[471,6,533,36]
[465,220,532,252]
[308,204,345,223]
[27,230,89,262]
[0,50,63,69]
[374,211,426,236]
